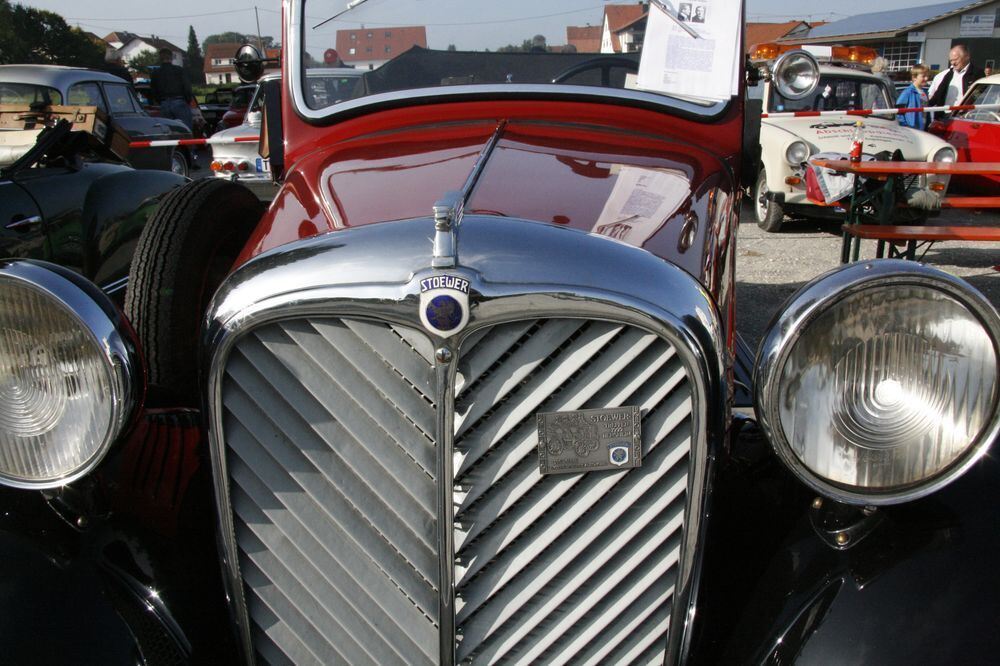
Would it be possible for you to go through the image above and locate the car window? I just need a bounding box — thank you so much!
[957,83,1000,123]
[248,85,266,113]
[0,82,63,105]
[67,82,108,112]
[231,87,254,108]
[104,83,137,113]
[770,75,889,113]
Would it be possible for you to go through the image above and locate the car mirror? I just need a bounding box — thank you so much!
[234,45,265,83]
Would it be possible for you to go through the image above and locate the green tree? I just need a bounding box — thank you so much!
[203,32,249,50]
[186,25,205,84]
[127,50,161,77]
[0,0,104,67]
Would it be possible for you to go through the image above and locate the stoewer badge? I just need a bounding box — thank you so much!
[419,274,470,338]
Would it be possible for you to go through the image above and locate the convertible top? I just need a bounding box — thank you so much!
[355,47,640,97]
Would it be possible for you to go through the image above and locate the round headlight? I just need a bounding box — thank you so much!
[772,50,820,101]
[932,146,957,163]
[755,261,1000,505]
[785,140,811,165]
[0,260,142,488]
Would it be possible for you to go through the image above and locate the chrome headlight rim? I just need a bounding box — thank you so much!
[754,260,1000,505]
[931,145,957,163]
[771,49,820,101]
[0,259,143,489]
[784,139,811,166]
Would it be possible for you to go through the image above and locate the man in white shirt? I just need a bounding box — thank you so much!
[928,45,983,109]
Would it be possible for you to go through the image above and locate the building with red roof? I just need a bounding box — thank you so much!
[334,26,427,70]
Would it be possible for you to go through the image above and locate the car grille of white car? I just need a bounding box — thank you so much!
[218,314,695,664]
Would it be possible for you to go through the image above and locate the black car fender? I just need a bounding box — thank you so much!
[694,427,1000,665]
[81,168,186,296]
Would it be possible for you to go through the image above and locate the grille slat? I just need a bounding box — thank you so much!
[219,315,696,664]
[230,466,435,662]
[222,403,439,628]
[227,342,438,572]
[455,318,586,436]
[455,321,537,396]
[454,322,622,476]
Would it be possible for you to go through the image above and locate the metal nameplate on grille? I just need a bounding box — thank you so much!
[537,406,641,475]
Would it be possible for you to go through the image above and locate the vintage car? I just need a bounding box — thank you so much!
[199,86,236,136]
[0,109,185,305]
[0,65,196,176]
[749,44,957,232]
[929,72,1000,193]
[210,69,362,197]
[218,83,257,131]
[1,2,999,664]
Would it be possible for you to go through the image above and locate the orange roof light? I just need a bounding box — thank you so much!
[751,42,878,67]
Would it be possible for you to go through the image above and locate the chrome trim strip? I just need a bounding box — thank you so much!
[204,216,728,664]
[754,259,1000,506]
[287,1,728,124]
[436,354,456,666]
[0,259,142,489]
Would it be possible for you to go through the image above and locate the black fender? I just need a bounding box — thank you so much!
[81,168,186,300]
[692,426,1000,664]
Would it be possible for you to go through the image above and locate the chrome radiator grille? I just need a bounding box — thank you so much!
[220,316,694,664]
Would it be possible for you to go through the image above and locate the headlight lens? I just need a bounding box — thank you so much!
[932,146,957,163]
[0,262,141,488]
[785,140,811,165]
[756,262,1000,504]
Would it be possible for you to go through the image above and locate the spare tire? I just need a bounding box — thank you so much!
[125,178,264,405]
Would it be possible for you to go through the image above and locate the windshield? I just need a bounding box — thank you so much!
[232,87,255,108]
[955,83,1000,122]
[0,82,63,106]
[769,74,890,113]
[298,0,743,115]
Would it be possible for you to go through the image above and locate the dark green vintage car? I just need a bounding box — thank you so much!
[0,120,185,304]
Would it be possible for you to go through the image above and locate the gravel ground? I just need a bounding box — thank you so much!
[735,203,1000,353]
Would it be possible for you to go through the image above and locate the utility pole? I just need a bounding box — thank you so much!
[255,6,264,52]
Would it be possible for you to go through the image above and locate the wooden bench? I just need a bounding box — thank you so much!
[841,224,1000,262]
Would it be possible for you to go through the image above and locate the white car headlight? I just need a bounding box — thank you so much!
[755,261,999,505]
[0,260,142,488]
[785,140,811,165]
[931,146,957,163]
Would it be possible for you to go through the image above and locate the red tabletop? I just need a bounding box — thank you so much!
[811,159,1000,176]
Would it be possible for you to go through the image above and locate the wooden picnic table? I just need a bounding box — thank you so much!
[810,159,1000,263]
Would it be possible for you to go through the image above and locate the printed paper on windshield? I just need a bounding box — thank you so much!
[637,1,742,103]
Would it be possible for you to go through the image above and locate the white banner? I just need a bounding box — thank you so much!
[960,14,996,37]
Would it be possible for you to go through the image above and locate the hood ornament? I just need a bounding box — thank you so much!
[431,191,463,269]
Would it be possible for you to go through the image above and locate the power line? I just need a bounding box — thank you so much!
[66,9,252,21]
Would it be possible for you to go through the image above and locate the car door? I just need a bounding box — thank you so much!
[0,178,46,261]
[98,81,173,171]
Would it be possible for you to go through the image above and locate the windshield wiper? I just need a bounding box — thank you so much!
[314,0,371,30]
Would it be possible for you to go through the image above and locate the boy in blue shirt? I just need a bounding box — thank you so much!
[897,64,930,130]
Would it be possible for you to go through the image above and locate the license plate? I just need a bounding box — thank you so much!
[255,157,270,173]
[536,406,641,475]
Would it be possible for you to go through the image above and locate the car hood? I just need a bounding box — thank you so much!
[762,115,944,157]
[245,116,739,290]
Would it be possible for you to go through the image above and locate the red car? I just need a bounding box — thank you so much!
[929,73,1000,193]
[216,82,256,131]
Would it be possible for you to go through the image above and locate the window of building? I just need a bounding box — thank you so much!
[348,47,356,55]
[384,45,391,53]
[350,33,356,40]
[367,31,373,38]
[385,31,391,37]
[881,41,922,72]
[366,46,372,53]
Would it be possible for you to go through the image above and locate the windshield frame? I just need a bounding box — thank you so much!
[289,0,733,125]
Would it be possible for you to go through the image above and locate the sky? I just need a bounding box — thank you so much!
[16,0,960,51]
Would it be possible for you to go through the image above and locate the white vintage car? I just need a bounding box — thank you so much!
[750,45,957,232]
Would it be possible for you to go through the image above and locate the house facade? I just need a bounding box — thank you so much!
[334,26,427,70]
[600,4,647,54]
[117,36,184,67]
[204,43,280,85]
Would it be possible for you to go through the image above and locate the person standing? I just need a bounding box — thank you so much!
[150,47,194,130]
[897,64,929,130]
[927,44,983,109]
